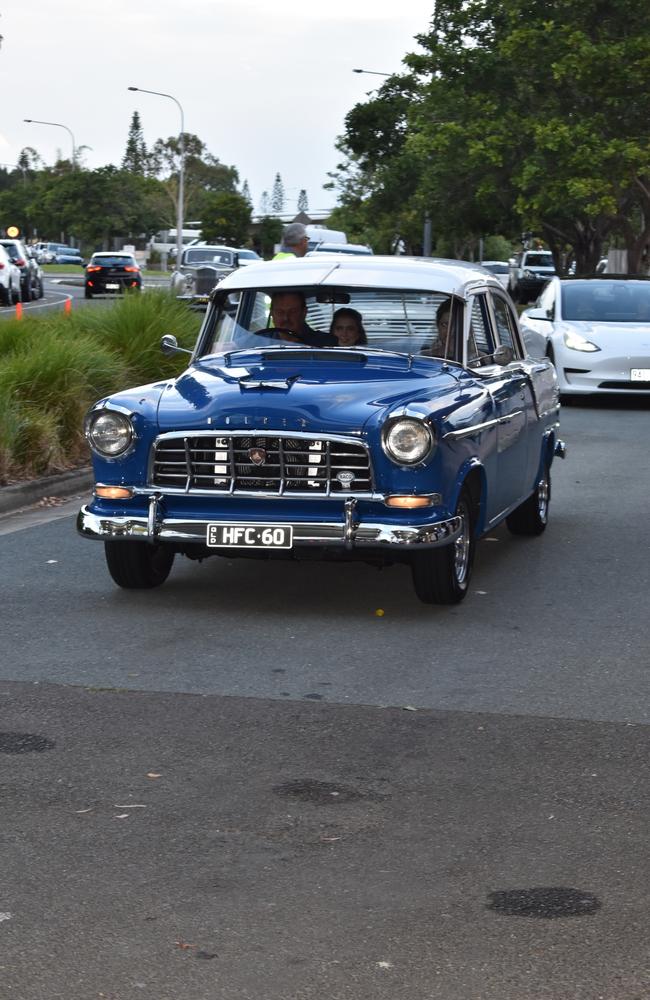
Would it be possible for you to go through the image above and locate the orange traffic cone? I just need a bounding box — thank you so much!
[64,297,72,315]
[15,301,23,320]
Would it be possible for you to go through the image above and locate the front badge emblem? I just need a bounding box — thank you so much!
[248,447,267,466]
[336,471,355,489]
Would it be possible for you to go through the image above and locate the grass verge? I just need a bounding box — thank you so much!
[0,291,201,484]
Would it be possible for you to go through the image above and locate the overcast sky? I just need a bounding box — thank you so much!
[1,1,431,215]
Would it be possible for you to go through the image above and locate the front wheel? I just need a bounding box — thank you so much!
[410,488,476,604]
[506,464,550,536]
[104,540,175,589]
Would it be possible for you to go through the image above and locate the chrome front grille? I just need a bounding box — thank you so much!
[151,433,373,496]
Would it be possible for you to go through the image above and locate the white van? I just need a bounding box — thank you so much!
[305,226,347,252]
[148,228,203,256]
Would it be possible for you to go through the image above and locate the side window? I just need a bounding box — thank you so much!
[467,294,495,364]
[491,295,518,354]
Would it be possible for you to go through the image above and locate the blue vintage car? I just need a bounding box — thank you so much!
[77,256,566,604]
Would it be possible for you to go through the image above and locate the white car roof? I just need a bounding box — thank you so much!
[218,255,503,296]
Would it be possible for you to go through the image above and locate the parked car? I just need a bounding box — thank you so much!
[508,249,556,303]
[25,248,45,299]
[78,256,565,603]
[84,252,142,298]
[169,245,241,305]
[520,275,650,398]
[0,243,22,305]
[480,260,510,288]
[235,248,262,265]
[53,246,84,266]
[32,241,59,264]
[0,238,40,300]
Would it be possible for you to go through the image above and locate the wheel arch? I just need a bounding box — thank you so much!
[452,460,486,535]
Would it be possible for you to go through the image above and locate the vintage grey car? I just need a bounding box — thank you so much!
[79,256,566,604]
[170,245,243,305]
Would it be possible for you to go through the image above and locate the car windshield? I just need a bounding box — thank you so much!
[561,280,650,322]
[237,250,260,260]
[525,253,553,267]
[185,249,233,265]
[205,287,461,359]
[483,263,508,273]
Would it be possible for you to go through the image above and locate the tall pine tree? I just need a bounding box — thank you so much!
[297,189,309,213]
[271,172,285,212]
[122,111,147,174]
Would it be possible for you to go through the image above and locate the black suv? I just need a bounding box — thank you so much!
[84,252,142,297]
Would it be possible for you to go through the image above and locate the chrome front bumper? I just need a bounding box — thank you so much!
[77,496,461,551]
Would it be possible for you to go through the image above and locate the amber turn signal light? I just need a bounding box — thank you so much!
[94,485,133,500]
[385,495,433,508]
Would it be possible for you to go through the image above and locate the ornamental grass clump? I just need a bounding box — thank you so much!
[0,293,201,482]
[75,289,200,385]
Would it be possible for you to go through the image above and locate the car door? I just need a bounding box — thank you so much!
[466,291,531,520]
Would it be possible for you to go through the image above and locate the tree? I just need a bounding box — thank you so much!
[241,180,252,205]
[148,132,239,225]
[260,190,270,214]
[297,189,309,213]
[271,173,285,212]
[256,216,283,258]
[329,1,650,271]
[199,192,252,246]
[122,111,148,174]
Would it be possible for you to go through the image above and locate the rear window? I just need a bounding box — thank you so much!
[90,255,136,267]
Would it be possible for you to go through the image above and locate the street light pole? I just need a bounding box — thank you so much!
[128,86,185,270]
[23,119,76,168]
[352,69,391,77]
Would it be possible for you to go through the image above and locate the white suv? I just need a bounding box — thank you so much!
[0,244,22,306]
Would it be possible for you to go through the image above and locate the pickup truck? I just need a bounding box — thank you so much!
[508,250,556,303]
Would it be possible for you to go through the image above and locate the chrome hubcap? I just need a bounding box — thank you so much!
[454,503,471,584]
[537,477,549,523]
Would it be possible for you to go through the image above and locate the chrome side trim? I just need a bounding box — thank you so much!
[77,507,461,550]
[443,417,499,441]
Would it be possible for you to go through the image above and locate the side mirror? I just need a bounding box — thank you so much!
[492,345,514,365]
[160,334,192,357]
[523,307,552,321]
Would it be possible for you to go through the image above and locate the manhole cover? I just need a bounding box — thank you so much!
[273,779,363,804]
[487,887,601,918]
[0,732,55,754]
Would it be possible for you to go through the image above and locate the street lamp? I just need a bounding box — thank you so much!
[352,69,391,77]
[128,85,185,269]
[24,119,76,168]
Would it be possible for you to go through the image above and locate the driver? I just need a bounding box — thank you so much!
[268,291,337,347]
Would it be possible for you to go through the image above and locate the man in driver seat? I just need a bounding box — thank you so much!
[269,291,337,347]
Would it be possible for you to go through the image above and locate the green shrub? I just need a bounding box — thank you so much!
[0,293,202,482]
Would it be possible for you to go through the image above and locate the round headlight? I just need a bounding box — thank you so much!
[86,411,134,457]
[383,418,433,465]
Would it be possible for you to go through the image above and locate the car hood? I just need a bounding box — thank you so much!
[156,350,462,435]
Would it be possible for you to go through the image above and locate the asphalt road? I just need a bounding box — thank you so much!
[0,398,648,999]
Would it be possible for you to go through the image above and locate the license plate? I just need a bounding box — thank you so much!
[631,368,650,381]
[207,523,293,549]
[106,282,120,290]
